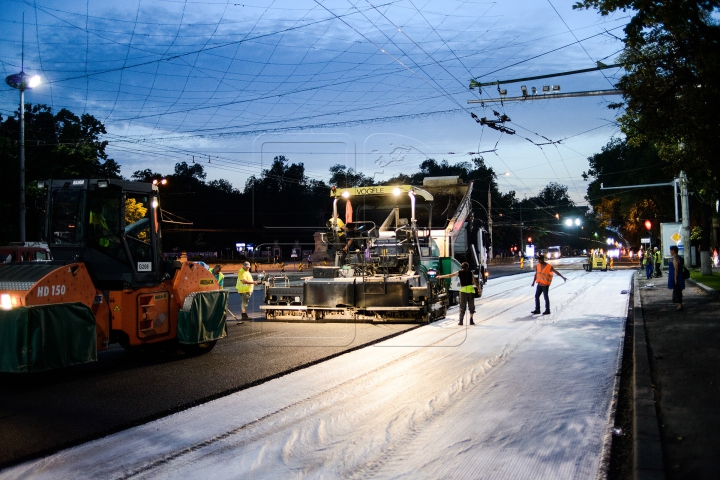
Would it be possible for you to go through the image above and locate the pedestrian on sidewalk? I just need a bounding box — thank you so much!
[531,254,567,315]
[668,245,685,311]
[236,261,261,321]
[437,262,479,326]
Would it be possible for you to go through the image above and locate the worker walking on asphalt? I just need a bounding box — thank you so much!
[236,261,261,321]
[531,254,566,315]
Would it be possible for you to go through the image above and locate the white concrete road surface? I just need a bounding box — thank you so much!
[2,270,632,480]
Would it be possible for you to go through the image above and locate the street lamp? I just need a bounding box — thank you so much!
[564,218,582,252]
[6,70,41,243]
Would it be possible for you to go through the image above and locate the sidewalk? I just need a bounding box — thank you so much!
[635,269,720,479]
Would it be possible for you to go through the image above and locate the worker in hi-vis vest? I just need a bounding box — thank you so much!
[530,254,566,315]
[236,261,261,321]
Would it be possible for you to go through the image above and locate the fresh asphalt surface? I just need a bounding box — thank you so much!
[0,257,586,469]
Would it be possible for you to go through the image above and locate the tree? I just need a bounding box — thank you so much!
[583,138,681,246]
[574,0,720,271]
[0,105,120,243]
[132,169,164,183]
[173,161,207,182]
[208,179,239,195]
[244,156,329,229]
[328,164,374,188]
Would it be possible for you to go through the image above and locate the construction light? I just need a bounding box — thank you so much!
[552,85,561,91]
[498,89,507,96]
[542,85,550,92]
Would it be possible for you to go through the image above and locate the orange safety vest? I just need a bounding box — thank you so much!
[535,263,554,286]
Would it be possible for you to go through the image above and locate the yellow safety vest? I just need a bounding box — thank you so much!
[236,268,254,294]
[535,263,554,286]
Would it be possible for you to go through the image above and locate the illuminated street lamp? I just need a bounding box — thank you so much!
[564,217,582,252]
[6,70,41,243]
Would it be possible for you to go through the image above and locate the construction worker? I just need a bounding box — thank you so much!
[236,261,260,321]
[212,264,224,288]
[531,254,567,315]
[436,262,479,326]
[643,249,654,279]
[653,246,663,277]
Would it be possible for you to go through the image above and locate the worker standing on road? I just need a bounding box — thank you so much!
[437,262,479,326]
[531,254,567,315]
[236,261,261,321]
[212,264,224,288]
[654,246,663,277]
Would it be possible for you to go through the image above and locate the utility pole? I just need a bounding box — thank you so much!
[679,171,693,266]
[487,183,493,260]
[519,204,523,256]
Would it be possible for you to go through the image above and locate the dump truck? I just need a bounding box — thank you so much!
[260,176,489,322]
[0,179,227,373]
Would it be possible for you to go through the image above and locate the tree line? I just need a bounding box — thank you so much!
[1,105,593,255]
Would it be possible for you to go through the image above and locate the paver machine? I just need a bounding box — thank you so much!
[0,179,227,373]
[261,176,488,322]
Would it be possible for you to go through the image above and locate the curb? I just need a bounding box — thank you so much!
[633,275,665,479]
[688,278,720,298]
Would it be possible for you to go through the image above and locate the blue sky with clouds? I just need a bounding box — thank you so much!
[1,0,629,203]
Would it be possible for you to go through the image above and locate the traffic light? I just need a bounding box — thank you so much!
[527,237,532,244]
[644,220,652,231]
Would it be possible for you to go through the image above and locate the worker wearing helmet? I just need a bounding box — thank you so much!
[531,254,567,315]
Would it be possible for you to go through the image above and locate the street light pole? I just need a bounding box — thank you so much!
[5,17,40,243]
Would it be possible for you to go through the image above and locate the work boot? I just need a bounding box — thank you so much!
[531,310,541,314]
[241,312,250,321]
[458,320,463,325]
[542,310,551,315]
[469,318,475,325]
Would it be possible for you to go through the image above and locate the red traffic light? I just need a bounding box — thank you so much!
[527,237,532,243]
[644,220,652,231]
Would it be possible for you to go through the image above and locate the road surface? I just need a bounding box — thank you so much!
[3,269,633,479]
